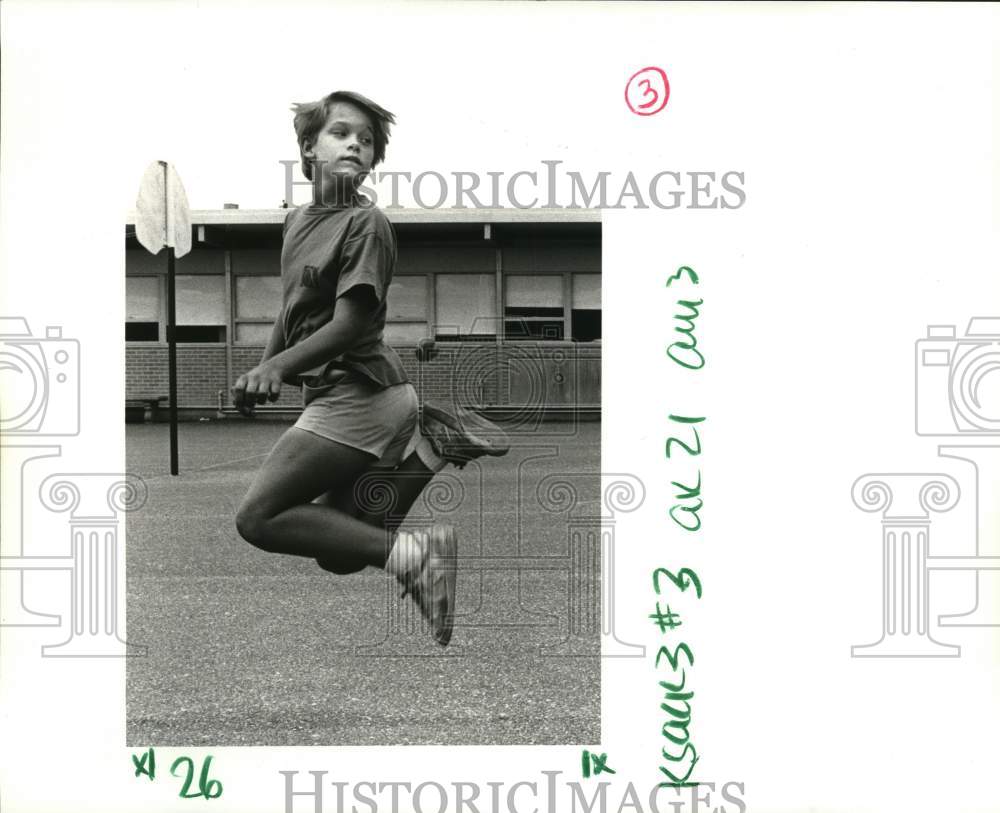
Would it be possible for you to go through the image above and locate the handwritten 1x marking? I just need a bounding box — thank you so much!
[581,750,616,778]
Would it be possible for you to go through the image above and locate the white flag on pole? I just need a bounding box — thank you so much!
[135,161,192,258]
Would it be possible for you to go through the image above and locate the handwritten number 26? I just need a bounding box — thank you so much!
[171,756,223,800]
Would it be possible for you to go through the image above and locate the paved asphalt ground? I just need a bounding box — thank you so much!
[126,418,601,746]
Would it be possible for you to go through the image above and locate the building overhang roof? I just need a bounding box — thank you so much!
[125,207,600,249]
[125,206,600,226]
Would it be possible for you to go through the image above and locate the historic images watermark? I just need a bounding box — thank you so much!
[851,317,1000,658]
[281,160,747,211]
[280,770,747,813]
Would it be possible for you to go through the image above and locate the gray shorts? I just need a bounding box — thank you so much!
[294,374,419,468]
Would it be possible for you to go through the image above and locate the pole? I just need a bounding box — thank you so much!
[167,246,179,475]
[162,161,180,475]
[136,160,189,476]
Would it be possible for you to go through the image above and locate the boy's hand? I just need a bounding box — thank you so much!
[232,361,284,416]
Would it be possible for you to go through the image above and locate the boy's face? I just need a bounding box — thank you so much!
[306,101,376,187]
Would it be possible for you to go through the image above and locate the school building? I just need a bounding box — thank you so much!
[125,207,601,420]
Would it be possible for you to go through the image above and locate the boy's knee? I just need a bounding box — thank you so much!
[316,555,367,575]
[235,505,271,550]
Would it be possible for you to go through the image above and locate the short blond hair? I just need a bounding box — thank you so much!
[291,90,395,180]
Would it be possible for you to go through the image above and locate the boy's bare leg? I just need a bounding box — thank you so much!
[314,452,435,573]
[235,426,399,567]
[355,453,436,532]
[237,426,456,644]
[311,399,510,573]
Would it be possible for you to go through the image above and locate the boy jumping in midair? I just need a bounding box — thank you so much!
[232,90,507,645]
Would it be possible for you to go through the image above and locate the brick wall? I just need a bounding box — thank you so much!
[125,345,226,405]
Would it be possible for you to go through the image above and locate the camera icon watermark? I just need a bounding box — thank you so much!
[0,316,80,437]
[1,315,142,657]
[851,316,1000,658]
[915,317,1000,436]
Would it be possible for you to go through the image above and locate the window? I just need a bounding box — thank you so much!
[126,276,161,342]
[234,276,282,344]
[235,276,281,318]
[435,274,497,340]
[384,275,429,345]
[504,275,564,340]
[176,275,226,343]
[125,322,159,341]
[125,275,228,343]
[174,325,225,342]
[571,273,601,342]
[234,323,275,344]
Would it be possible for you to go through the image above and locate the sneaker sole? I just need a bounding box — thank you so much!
[421,404,510,458]
[428,524,457,646]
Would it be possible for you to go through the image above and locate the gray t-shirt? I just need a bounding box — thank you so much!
[280,201,408,389]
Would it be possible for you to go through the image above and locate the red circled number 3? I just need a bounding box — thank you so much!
[625,67,670,116]
[637,79,659,109]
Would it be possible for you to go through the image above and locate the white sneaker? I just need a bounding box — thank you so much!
[398,524,457,646]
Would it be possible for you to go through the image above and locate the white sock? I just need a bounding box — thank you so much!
[385,531,423,581]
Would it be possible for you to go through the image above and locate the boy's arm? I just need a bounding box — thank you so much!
[259,309,286,364]
[268,287,375,377]
[231,288,375,414]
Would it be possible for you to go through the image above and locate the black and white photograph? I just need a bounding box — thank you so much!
[124,88,605,746]
[2,3,999,812]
